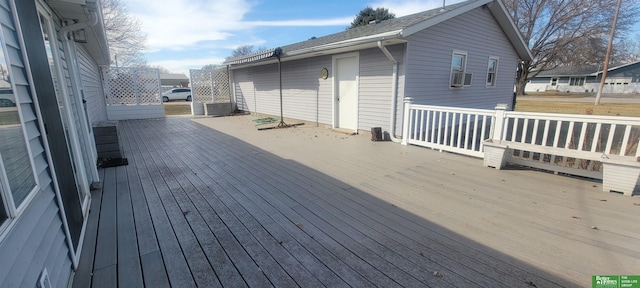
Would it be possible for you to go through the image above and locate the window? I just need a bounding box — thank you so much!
[569,77,585,86]
[486,57,498,87]
[450,51,470,88]
[551,78,558,86]
[0,12,38,229]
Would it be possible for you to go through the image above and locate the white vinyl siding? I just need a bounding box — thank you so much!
[0,0,72,287]
[404,6,519,109]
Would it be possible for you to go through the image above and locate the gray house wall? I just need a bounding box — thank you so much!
[78,45,108,124]
[232,44,405,134]
[0,0,72,287]
[404,6,519,109]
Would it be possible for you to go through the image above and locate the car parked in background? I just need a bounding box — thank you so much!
[0,88,16,107]
[161,88,191,102]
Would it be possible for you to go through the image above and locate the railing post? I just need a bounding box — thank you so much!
[491,104,509,141]
[401,97,413,145]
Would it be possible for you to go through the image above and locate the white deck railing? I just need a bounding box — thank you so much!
[401,101,493,157]
[401,98,640,177]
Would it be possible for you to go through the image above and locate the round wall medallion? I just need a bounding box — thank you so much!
[321,68,329,80]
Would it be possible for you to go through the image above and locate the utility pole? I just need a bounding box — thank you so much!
[595,0,622,105]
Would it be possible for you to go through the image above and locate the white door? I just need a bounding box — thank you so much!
[334,54,358,130]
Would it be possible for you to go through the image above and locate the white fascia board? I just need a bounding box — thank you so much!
[285,30,403,57]
[227,31,404,70]
[488,0,533,61]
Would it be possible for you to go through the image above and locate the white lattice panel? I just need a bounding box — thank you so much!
[190,67,231,103]
[102,67,161,105]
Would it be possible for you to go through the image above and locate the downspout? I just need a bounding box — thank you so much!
[377,41,401,143]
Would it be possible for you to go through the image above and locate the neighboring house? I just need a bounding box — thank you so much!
[0,0,109,287]
[526,61,640,94]
[160,73,189,91]
[225,0,532,136]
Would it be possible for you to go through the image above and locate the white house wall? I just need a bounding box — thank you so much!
[404,6,519,109]
[232,45,405,134]
[0,0,72,286]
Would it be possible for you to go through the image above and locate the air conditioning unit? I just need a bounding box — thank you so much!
[464,73,473,86]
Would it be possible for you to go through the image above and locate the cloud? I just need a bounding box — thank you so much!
[128,0,350,51]
[370,0,466,17]
[246,18,353,27]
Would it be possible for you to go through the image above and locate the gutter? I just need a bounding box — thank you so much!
[58,11,99,39]
[377,41,401,143]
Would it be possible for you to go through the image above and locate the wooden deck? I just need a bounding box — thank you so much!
[73,116,640,288]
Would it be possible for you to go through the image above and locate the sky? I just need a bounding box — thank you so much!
[127,0,466,75]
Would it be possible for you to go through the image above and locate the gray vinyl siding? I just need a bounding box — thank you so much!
[232,48,404,133]
[280,55,332,124]
[530,77,551,84]
[233,55,333,125]
[0,1,72,287]
[251,63,284,117]
[233,68,252,112]
[77,45,107,123]
[404,6,519,109]
[358,45,405,134]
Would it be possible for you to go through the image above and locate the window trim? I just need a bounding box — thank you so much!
[450,50,468,89]
[486,56,499,88]
[0,0,43,239]
[569,77,585,86]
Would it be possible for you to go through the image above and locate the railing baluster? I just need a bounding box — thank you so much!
[577,122,588,151]
[419,110,425,142]
[590,123,602,152]
[604,124,616,155]
[444,112,450,146]
[551,120,562,165]
[456,113,463,148]
[472,115,479,151]
[431,111,438,144]
[464,114,471,149]
[620,125,632,156]
[436,111,446,144]
[511,118,519,142]
[411,110,420,141]
[521,118,529,144]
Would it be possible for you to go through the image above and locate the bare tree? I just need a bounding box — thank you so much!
[503,0,639,95]
[148,65,171,74]
[101,0,147,67]
[226,45,267,60]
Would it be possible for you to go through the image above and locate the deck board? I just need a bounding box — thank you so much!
[115,165,144,288]
[74,116,640,287]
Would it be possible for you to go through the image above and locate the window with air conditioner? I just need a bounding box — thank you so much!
[450,51,469,88]
[486,57,498,87]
